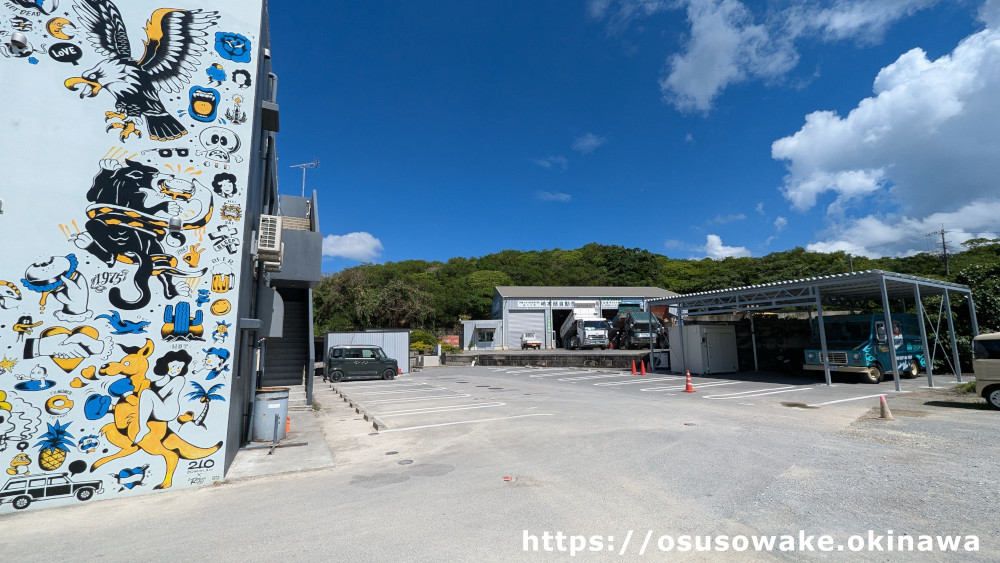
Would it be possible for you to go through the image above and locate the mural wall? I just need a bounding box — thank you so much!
[0,0,263,512]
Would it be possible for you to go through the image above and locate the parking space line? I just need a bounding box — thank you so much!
[640,381,741,392]
[366,394,472,405]
[506,367,566,374]
[700,386,794,397]
[335,381,429,390]
[350,387,449,396]
[377,402,506,416]
[529,371,583,378]
[559,373,640,381]
[377,413,555,433]
[707,388,811,400]
[594,376,682,386]
[808,394,885,407]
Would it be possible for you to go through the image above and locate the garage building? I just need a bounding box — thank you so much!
[475,286,677,350]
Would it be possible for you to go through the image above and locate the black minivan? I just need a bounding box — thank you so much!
[326,345,399,382]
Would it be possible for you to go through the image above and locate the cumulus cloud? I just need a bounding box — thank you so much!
[323,232,383,262]
[704,234,751,258]
[807,201,1000,257]
[774,21,1000,255]
[661,0,798,112]
[536,191,573,202]
[774,216,788,232]
[592,1,938,112]
[572,133,608,154]
[531,156,568,170]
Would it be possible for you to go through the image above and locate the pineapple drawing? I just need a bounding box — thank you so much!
[35,421,74,471]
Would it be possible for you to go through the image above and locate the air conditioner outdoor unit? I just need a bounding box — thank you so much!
[257,215,283,257]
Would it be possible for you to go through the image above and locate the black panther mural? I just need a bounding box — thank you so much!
[73,160,212,310]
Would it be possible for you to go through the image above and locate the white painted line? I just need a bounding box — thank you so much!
[707,388,811,400]
[594,376,682,386]
[377,402,506,416]
[366,394,472,405]
[559,373,639,381]
[337,381,428,390]
[640,381,741,392]
[529,371,582,378]
[699,386,793,397]
[507,367,566,374]
[351,387,449,396]
[377,413,555,433]
[807,394,885,407]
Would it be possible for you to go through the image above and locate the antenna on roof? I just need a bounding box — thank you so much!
[290,159,320,197]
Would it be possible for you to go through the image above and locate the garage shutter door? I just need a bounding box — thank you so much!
[508,310,546,347]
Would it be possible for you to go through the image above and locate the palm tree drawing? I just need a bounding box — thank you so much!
[185,382,226,427]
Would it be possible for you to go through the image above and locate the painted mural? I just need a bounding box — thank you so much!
[0,0,262,512]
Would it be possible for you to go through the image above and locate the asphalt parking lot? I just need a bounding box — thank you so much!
[6,366,996,561]
[332,366,963,432]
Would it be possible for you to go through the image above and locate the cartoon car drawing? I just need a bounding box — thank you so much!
[0,472,104,510]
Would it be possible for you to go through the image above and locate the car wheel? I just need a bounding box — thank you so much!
[903,359,920,379]
[330,370,344,383]
[861,364,883,384]
[12,495,31,510]
[985,385,1000,410]
[382,368,396,381]
[76,488,94,501]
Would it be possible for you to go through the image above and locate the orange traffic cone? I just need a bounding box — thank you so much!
[397,366,402,375]
[285,416,291,433]
[640,360,646,376]
[631,360,637,375]
[683,370,696,393]
[879,395,894,420]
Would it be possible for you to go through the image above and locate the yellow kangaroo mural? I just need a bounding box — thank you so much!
[90,339,221,489]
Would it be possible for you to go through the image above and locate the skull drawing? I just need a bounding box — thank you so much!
[198,127,243,164]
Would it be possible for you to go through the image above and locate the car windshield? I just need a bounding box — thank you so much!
[583,321,607,329]
[523,333,536,338]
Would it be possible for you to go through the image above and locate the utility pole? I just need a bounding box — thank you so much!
[929,226,950,275]
[290,159,319,197]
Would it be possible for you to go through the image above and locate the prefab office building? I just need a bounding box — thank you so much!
[484,286,678,350]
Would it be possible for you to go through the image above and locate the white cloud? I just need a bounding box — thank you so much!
[661,0,798,112]
[572,133,608,154]
[754,202,765,215]
[536,191,572,202]
[710,213,746,224]
[793,0,939,42]
[594,1,938,112]
[664,238,685,249]
[531,155,568,170]
[774,216,788,232]
[774,22,1000,254]
[703,234,751,258]
[323,232,383,262]
[807,201,1000,257]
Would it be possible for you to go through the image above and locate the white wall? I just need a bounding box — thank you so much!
[0,0,263,513]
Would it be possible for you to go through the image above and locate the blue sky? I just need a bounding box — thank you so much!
[268,1,1000,273]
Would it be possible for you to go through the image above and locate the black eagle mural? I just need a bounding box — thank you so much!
[65,0,220,141]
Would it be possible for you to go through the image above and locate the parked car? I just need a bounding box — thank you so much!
[326,344,399,383]
[520,332,542,350]
[972,333,1000,410]
[0,473,104,510]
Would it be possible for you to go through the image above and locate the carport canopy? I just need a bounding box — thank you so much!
[648,270,978,391]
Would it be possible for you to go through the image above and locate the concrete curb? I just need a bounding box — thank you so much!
[331,385,387,431]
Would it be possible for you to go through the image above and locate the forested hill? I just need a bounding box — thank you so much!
[313,240,1000,334]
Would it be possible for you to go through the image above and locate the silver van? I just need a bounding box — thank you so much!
[972,333,1000,409]
[326,345,398,383]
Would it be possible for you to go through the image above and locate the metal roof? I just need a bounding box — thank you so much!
[648,270,972,316]
[495,286,678,299]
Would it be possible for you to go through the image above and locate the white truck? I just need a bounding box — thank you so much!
[559,304,610,350]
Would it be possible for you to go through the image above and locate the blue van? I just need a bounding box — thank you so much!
[803,314,925,384]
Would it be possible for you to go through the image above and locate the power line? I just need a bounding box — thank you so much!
[290,159,319,197]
